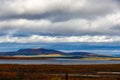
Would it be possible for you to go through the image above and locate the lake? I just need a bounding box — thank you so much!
[0,59,120,64]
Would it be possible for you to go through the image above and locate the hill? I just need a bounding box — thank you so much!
[0,48,112,58]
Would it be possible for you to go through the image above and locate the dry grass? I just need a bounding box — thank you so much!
[0,64,120,80]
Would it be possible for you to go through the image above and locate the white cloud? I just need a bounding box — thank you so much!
[0,0,120,52]
[0,11,120,35]
[0,0,118,19]
[0,35,120,43]
[0,0,86,16]
[0,0,119,43]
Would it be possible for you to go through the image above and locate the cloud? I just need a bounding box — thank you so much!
[0,11,120,36]
[0,0,119,20]
[0,0,120,53]
[0,0,119,36]
[0,0,119,43]
[0,35,120,43]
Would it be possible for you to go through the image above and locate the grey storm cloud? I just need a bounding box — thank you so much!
[0,0,120,43]
[0,0,119,20]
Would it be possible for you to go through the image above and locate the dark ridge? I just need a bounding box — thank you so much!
[0,48,113,57]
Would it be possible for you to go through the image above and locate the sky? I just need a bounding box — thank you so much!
[0,0,120,55]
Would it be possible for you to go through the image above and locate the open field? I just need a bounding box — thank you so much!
[0,64,120,80]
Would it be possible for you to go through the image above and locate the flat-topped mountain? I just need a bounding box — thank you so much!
[17,48,64,55]
[0,48,112,58]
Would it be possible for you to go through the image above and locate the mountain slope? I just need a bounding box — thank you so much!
[68,52,108,57]
[16,48,64,55]
[0,48,112,58]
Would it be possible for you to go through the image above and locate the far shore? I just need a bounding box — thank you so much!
[0,56,53,60]
[0,56,120,61]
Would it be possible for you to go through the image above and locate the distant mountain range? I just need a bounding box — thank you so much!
[0,48,113,58]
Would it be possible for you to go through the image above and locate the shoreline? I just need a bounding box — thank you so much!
[0,56,120,61]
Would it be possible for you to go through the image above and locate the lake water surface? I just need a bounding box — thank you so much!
[0,59,120,65]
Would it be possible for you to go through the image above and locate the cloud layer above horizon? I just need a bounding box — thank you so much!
[0,0,120,43]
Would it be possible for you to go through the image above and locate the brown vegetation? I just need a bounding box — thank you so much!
[0,64,120,80]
